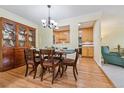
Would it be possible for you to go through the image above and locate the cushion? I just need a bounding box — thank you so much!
[62,58,75,65]
[42,59,59,67]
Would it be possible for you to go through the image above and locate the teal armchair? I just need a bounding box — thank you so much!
[101,46,124,67]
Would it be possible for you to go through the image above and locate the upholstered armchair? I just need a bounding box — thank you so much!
[101,46,124,67]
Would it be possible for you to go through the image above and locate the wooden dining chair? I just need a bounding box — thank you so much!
[60,49,79,81]
[24,48,40,79]
[40,49,60,84]
[33,49,41,79]
[24,48,34,77]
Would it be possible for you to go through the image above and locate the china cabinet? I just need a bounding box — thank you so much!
[0,17,36,71]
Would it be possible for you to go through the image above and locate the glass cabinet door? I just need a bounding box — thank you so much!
[3,22,16,47]
[28,29,35,48]
[18,26,26,47]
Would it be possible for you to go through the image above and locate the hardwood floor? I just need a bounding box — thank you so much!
[0,58,115,88]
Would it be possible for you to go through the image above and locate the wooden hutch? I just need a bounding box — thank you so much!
[0,17,36,71]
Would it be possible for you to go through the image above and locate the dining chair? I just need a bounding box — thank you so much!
[33,49,41,79]
[24,48,40,79]
[24,48,34,77]
[60,49,79,81]
[40,49,60,84]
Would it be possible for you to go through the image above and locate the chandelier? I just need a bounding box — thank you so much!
[41,5,57,29]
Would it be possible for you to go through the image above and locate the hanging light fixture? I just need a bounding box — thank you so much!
[41,5,58,29]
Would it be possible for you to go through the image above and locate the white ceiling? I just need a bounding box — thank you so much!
[0,5,124,25]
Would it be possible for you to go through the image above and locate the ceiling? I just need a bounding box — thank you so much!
[1,5,124,26]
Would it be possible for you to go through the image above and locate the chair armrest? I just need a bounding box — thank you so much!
[105,53,119,57]
[110,52,121,57]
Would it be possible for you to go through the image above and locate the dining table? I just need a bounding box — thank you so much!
[30,47,76,77]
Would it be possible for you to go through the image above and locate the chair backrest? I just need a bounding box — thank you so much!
[33,49,41,63]
[24,48,34,64]
[40,49,54,60]
[74,49,79,65]
[101,46,110,55]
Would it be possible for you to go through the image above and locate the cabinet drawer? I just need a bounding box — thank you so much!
[82,47,88,57]
[2,48,14,71]
[88,47,94,57]
[14,48,25,67]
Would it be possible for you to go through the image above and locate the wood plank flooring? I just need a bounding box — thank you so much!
[0,58,115,88]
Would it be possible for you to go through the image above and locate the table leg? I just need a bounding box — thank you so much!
[55,63,61,78]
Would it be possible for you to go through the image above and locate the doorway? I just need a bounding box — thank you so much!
[78,21,95,59]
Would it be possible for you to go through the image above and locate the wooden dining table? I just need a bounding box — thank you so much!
[32,48,75,57]
[31,48,75,77]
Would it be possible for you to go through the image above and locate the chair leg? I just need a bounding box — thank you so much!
[25,65,28,77]
[33,64,39,79]
[60,65,64,78]
[73,66,77,81]
[48,67,51,73]
[41,66,44,81]
[29,65,35,75]
[104,61,107,64]
[52,68,55,84]
[55,65,60,78]
[75,66,78,75]
[64,65,68,71]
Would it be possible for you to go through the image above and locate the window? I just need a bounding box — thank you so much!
[53,25,70,44]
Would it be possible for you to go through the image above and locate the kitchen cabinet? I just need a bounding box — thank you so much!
[82,47,94,57]
[82,27,93,42]
[53,30,69,44]
[53,25,70,44]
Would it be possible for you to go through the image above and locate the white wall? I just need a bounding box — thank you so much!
[101,9,124,49]
[38,27,53,48]
[0,8,40,47]
[94,20,101,66]
[101,21,124,49]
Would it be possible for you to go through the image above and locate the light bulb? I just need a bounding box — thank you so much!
[78,23,81,26]
[41,19,46,23]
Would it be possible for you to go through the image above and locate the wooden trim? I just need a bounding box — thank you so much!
[0,17,36,30]
[54,30,69,32]
[82,56,94,58]
[79,27,93,31]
